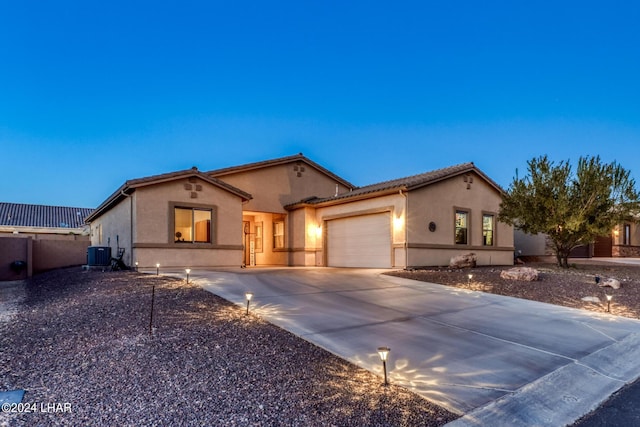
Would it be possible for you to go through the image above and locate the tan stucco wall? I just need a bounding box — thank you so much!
[132,178,244,268]
[288,207,322,266]
[90,194,133,265]
[0,236,31,280]
[90,177,245,268]
[407,172,514,266]
[33,239,91,272]
[216,163,350,213]
[241,212,288,266]
[313,193,407,267]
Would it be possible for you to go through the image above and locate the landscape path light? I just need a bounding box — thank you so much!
[156,263,160,275]
[606,294,613,313]
[135,261,139,272]
[185,268,191,284]
[377,346,391,386]
[245,292,254,315]
[467,273,473,284]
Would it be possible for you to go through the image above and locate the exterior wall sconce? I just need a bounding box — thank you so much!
[156,263,160,275]
[185,268,191,284]
[377,346,391,386]
[393,215,404,231]
[316,225,322,238]
[245,292,253,315]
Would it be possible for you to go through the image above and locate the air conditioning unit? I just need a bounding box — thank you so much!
[87,246,111,266]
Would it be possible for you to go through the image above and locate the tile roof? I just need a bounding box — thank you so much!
[86,167,252,223]
[0,202,94,229]
[207,153,356,189]
[285,162,503,208]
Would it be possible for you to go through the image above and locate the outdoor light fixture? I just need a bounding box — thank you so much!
[468,273,473,284]
[377,346,391,386]
[135,261,139,272]
[185,268,191,284]
[156,263,160,275]
[606,294,613,313]
[245,292,253,315]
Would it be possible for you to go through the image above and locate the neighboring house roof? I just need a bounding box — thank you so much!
[285,162,503,209]
[207,153,356,190]
[0,202,94,230]
[85,167,252,223]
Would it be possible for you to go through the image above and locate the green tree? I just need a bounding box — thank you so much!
[499,155,640,268]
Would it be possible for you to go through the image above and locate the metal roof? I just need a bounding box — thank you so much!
[0,202,94,229]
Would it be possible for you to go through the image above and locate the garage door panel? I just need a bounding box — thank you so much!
[327,213,391,268]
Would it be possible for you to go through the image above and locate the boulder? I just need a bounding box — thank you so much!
[500,267,539,281]
[449,253,477,269]
[598,278,621,290]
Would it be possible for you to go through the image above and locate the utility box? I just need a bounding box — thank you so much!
[87,246,111,266]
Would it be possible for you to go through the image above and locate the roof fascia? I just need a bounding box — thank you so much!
[209,154,356,189]
[285,187,405,210]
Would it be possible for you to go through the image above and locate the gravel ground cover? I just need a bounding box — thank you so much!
[0,268,457,427]
[387,261,640,319]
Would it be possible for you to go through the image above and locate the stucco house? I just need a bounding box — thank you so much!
[85,154,514,269]
[515,222,640,260]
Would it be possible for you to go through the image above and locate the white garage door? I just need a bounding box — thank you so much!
[327,213,391,268]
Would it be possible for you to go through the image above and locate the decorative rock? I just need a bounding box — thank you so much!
[500,267,539,281]
[599,278,621,290]
[581,296,601,303]
[449,253,477,269]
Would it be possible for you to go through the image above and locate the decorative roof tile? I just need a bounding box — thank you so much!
[285,162,503,208]
[207,153,356,189]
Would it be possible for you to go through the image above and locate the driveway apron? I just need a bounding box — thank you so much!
[189,267,640,426]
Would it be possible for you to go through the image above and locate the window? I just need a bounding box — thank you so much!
[273,219,285,249]
[455,210,468,244]
[255,222,263,252]
[624,224,631,245]
[174,207,211,243]
[483,214,494,246]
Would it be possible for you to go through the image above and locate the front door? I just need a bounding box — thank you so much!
[243,221,255,266]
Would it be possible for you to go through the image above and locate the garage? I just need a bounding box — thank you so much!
[326,213,392,268]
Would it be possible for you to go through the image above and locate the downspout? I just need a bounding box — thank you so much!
[399,190,408,269]
[121,189,133,266]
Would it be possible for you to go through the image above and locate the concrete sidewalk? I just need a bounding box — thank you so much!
[170,267,640,426]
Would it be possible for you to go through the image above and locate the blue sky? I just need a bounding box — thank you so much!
[2,1,639,208]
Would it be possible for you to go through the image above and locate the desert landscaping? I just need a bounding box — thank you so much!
[2,260,640,426]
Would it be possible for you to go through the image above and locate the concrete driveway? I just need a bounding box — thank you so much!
[185,267,640,426]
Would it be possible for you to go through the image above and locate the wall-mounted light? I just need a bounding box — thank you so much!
[316,225,322,238]
[393,215,404,231]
